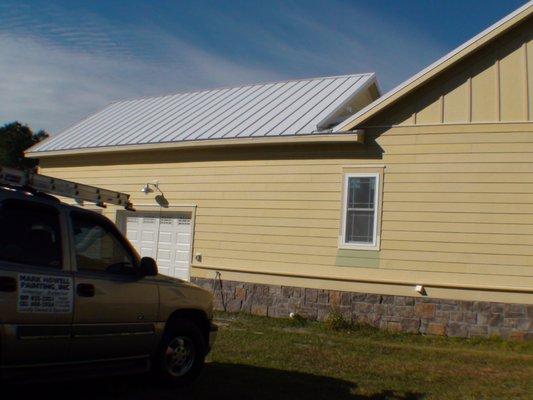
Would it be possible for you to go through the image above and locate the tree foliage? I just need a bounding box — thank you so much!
[0,122,49,170]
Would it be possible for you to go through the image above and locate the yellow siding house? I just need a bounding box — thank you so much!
[28,2,533,338]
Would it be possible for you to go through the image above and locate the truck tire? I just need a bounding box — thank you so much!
[155,318,206,386]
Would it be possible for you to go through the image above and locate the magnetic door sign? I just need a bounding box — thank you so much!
[17,273,73,313]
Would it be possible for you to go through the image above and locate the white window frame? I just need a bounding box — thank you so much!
[340,172,380,250]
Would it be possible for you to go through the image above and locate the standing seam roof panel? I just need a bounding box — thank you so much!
[204,81,297,140]
[250,78,338,137]
[238,79,332,136]
[123,89,231,145]
[113,91,208,146]
[70,96,168,149]
[92,95,182,148]
[145,87,245,143]
[175,83,271,142]
[229,80,314,138]
[296,75,371,133]
[30,73,374,153]
[183,84,282,140]
[93,94,187,147]
[264,76,355,136]
[286,75,368,134]
[43,100,136,150]
[53,102,127,146]
[106,92,204,146]
[156,85,255,143]
[73,96,174,148]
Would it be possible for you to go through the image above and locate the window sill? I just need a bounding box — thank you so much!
[338,242,380,251]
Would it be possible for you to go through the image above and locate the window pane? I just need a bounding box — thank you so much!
[0,200,62,269]
[345,210,375,243]
[347,177,375,209]
[72,216,134,275]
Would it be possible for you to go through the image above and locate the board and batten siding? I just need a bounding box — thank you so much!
[368,16,533,127]
[38,131,533,305]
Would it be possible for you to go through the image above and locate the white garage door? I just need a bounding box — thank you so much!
[125,214,193,280]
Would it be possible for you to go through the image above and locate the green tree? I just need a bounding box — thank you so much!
[0,122,49,170]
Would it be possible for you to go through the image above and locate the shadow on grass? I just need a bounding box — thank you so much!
[4,362,425,400]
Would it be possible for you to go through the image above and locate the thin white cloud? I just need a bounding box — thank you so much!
[283,12,438,86]
[198,0,447,89]
[0,33,284,134]
[0,0,446,134]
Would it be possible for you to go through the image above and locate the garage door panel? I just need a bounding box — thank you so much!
[174,264,189,272]
[139,246,156,258]
[157,249,172,261]
[158,266,171,276]
[141,232,157,242]
[124,213,192,281]
[176,251,189,262]
[158,232,174,243]
[126,229,139,241]
[177,224,191,233]
[177,244,189,252]
[127,217,140,224]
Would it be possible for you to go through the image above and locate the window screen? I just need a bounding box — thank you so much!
[344,175,378,245]
[0,200,63,269]
[71,214,135,275]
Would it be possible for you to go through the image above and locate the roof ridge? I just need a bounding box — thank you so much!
[108,72,374,104]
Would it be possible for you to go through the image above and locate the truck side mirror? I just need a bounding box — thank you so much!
[139,257,158,277]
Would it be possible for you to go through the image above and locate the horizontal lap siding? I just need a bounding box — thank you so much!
[39,123,533,298]
[375,124,533,286]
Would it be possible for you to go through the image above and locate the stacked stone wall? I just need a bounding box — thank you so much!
[192,277,532,339]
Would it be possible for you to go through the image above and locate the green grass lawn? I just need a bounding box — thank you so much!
[193,311,533,400]
[5,311,532,400]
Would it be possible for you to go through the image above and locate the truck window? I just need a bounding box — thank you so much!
[71,213,135,275]
[0,200,63,269]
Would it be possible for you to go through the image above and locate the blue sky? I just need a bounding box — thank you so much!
[0,0,527,134]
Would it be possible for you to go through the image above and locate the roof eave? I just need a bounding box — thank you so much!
[25,131,365,159]
[333,1,533,131]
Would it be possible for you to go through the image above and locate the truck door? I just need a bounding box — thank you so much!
[0,199,72,368]
[68,210,159,363]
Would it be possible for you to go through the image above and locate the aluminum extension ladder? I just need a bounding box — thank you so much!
[0,165,134,210]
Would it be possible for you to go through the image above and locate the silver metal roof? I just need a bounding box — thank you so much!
[30,73,375,153]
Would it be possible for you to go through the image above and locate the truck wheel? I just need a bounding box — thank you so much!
[155,318,206,386]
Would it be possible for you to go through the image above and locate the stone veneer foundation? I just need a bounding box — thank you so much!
[192,277,532,340]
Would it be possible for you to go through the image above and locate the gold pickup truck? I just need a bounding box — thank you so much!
[0,184,217,385]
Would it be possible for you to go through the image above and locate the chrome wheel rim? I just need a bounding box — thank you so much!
[164,336,195,377]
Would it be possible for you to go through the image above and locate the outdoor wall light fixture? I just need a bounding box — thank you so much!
[140,181,161,194]
[140,181,169,208]
[414,284,427,296]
